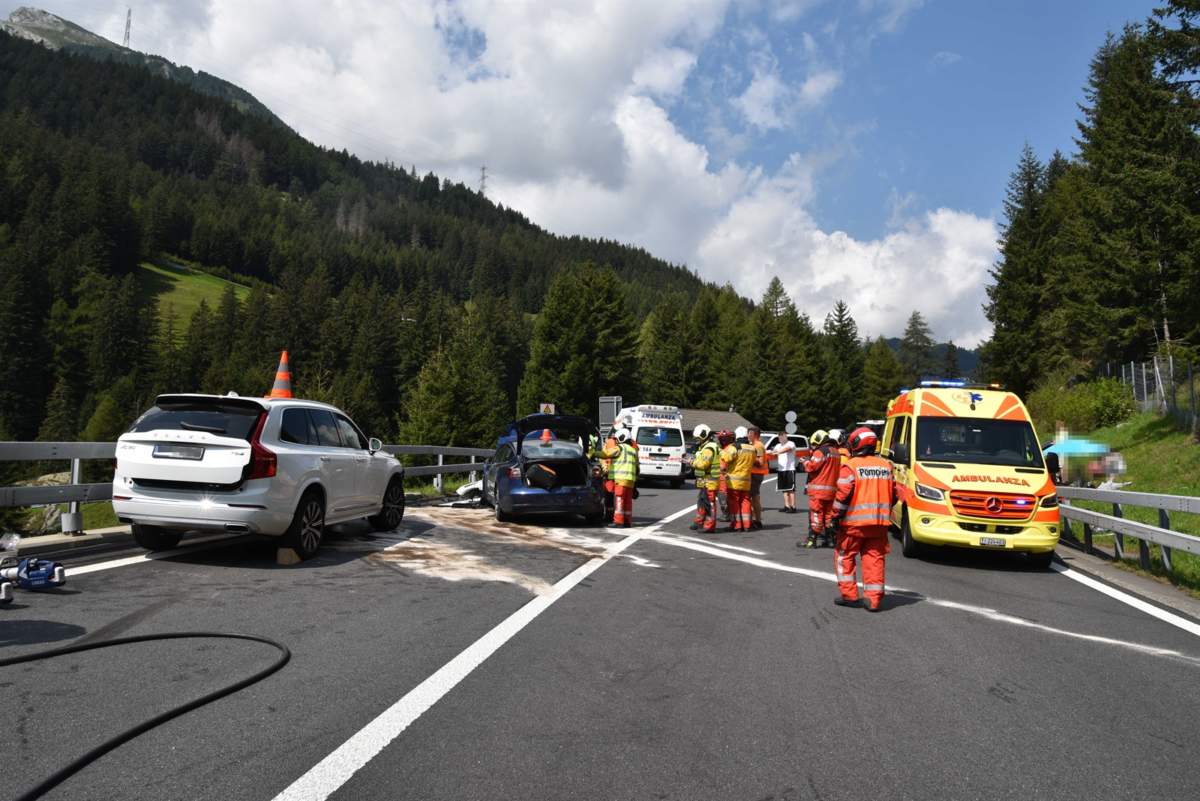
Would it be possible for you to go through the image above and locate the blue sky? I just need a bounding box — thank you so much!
[667,0,1149,240]
[1,1,1159,344]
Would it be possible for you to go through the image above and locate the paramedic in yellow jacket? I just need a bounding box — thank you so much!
[600,429,639,527]
[689,424,721,533]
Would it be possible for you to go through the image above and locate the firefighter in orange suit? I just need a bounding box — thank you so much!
[799,430,840,549]
[830,427,896,612]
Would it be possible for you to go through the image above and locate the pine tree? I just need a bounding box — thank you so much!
[637,295,689,407]
[1074,25,1200,357]
[399,305,510,448]
[980,145,1048,395]
[942,341,961,379]
[898,311,936,384]
[821,300,864,425]
[517,264,638,417]
[862,337,907,419]
[38,375,78,441]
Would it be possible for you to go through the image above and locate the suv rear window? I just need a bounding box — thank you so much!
[129,403,261,441]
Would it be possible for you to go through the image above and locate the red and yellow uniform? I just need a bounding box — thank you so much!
[722,442,756,531]
[831,454,895,610]
[802,444,841,537]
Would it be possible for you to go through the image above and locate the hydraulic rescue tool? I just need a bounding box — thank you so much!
[0,533,65,603]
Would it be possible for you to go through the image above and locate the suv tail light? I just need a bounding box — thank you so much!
[508,465,522,479]
[246,412,277,480]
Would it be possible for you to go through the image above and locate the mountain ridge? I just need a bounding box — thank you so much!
[1,6,286,127]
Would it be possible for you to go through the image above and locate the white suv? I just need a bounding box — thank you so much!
[112,394,405,559]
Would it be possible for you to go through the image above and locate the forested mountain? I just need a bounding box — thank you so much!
[2,7,283,126]
[981,2,1200,397]
[0,22,964,455]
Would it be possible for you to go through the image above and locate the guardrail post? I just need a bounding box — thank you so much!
[1159,508,1174,573]
[1112,503,1125,560]
[434,453,444,494]
[469,455,477,484]
[60,457,83,534]
[1083,522,1093,555]
[1061,515,1073,544]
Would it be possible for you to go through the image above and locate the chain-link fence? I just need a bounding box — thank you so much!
[1102,357,1199,435]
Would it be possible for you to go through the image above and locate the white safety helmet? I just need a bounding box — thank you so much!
[734,425,748,440]
[828,428,845,445]
[692,424,712,440]
[615,429,631,444]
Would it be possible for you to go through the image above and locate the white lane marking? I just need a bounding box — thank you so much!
[270,501,695,801]
[65,534,243,576]
[925,597,1200,666]
[642,533,1200,664]
[676,535,766,556]
[1051,563,1200,638]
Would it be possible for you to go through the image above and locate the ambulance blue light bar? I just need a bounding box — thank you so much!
[920,379,967,388]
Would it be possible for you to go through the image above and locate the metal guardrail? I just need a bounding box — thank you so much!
[1,441,493,533]
[1057,485,1200,572]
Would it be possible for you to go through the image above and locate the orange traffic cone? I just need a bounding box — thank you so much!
[267,350,293,398]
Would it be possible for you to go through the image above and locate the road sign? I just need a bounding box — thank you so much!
[539,403,556,414]
[598,396,622,434]
[785,422,798,435]
[785,410,797,423]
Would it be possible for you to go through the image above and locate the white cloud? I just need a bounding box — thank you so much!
[857,0,925,34]
[798,69,841,105]
[696,164,997,345]
[733,66,788,129]
[28,0,994,344]
[632,47,699,98]
[930,50,962,69]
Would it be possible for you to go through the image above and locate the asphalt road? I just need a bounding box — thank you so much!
[3,481,1200,801]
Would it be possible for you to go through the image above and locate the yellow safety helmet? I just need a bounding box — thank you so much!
[810,429,828,446]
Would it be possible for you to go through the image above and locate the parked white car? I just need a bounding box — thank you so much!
[112,394,405,559]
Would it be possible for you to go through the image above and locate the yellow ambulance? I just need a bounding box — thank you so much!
[882,381,1060,568]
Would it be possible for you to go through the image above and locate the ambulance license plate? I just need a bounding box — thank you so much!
[153,444,205,461]
[979,537,1006,548]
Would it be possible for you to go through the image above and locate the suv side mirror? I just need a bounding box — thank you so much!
[368,437,383,454]
[891,442,910,465]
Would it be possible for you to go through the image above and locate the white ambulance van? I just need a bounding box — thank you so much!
[613,404,686,487]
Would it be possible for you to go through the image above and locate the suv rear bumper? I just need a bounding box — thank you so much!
[113,491,293,537]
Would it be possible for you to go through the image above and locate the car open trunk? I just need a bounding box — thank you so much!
[117,395,264,489]
[522,456,590,490]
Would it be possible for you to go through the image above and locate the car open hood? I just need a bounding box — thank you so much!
[512,414,597,454]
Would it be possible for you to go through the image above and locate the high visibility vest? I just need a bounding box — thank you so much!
[833,455,894,528]
[693,440,721,488]
[805,444,840,499]
[610,443,639,487]
[727,442,756,492]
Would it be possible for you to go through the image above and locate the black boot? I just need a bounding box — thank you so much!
[834,597,861,608]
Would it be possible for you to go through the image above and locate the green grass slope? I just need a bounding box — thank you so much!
[137,259,250,333]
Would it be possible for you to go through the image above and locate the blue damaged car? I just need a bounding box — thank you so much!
[481,414,606,524]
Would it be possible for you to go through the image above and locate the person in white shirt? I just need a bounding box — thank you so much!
[772,432,798,513]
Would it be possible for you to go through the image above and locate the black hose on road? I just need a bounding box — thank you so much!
[0,632,291,801]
